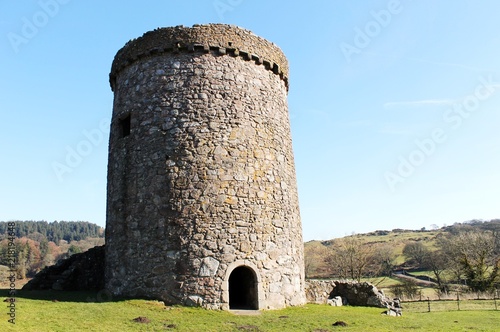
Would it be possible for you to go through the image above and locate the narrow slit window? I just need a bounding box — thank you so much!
[120,115,131,137]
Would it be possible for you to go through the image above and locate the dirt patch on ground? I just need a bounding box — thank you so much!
[132,316,150,324]
[237,325,261,331]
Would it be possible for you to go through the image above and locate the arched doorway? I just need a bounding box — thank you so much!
[229,266,258,310]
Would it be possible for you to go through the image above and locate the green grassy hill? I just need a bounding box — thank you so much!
[305,228,440,278]
[304,219,500,298]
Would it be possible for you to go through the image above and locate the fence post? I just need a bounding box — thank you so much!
[456,292,460,311]
[495,290,498,311]
[427,297,431,313]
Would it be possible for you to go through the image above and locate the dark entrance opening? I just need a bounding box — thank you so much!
[229,266,258,310]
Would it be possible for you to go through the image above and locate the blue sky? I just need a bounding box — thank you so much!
[1,0,499,241]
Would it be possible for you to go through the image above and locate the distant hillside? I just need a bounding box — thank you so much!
[304,219,500,279]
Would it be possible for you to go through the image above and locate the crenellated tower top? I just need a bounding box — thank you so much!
[109,24,289,91]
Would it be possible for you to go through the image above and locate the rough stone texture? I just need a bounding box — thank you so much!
[305,280,401,311]
[105,24,305,310]
[22,246,105,291]
[109,24,289,91]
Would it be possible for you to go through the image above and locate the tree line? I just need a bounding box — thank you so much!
[0,220,104,243]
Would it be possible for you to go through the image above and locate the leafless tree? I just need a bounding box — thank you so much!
[367,243,396,277]
[304,242,329,278]
[326,236,372,282]
[402,241,429,267]
[425,249,449,293]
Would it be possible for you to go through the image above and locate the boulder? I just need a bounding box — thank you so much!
[382,308,402,316]
[327,296,343,307]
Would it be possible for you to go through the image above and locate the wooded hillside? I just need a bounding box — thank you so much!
[0,221,104,281]
[0,220,103,243]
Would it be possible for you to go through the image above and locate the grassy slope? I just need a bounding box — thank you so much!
[1,290,499,332]
[305,229,440,279]
[310,229,440,257]
[305,229,456,298]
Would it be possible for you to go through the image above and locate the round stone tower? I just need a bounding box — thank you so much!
[105,24,305,310]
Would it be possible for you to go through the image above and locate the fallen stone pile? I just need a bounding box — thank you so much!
[22,245,105,291]
[305,279,402,315]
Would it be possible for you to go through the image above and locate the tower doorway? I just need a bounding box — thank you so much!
[228,266,258,310]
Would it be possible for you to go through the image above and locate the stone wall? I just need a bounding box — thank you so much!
[105,24,305,310]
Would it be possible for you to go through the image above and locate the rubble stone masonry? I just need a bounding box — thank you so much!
[105,24,305,310]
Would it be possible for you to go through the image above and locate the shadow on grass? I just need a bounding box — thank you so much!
[0,288,130,303]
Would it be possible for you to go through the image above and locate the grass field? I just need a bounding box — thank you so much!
[1,290,499,331]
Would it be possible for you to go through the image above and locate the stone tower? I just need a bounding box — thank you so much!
[105,24,305,310]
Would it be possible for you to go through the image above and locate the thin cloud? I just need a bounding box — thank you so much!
[366,51,500,73]
[377,127,415,136]
[405,57,493,72]
[377,122,433,136]
[384,99,456,110]
[336,120,372,128]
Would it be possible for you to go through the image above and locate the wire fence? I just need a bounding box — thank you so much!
[403,297,499,313]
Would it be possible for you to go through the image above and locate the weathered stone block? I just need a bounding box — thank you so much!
[199,257,220,277]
